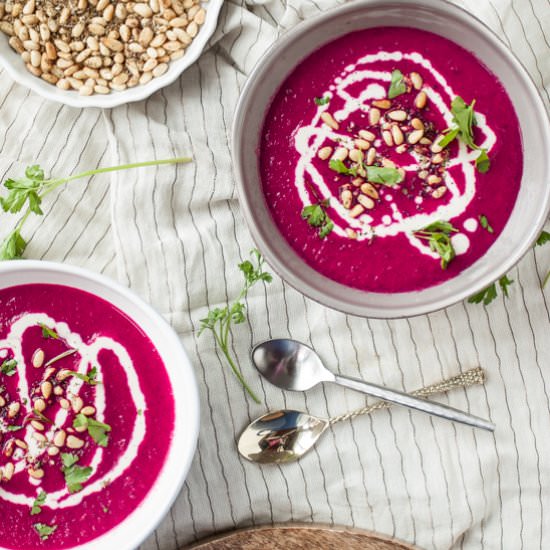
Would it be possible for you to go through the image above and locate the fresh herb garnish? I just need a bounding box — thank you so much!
[67,367,99,385]
[329,159,353,175]
[536,230,550,246]
[0,358,17,376]
[414,221,459,269]
[388,69,407,99]
[314,95,330,106]
[199,250,272,403]
[44,348,77,367]
[366,166,404,186]
[475,148,490,173]
[38,323,59,340]
[61,453,92,494]
[479,215,494,233]
[6,425,23,432]
[33,523,57,541]
[441,96,489,173]
[328,160,404,186]
[32,409,53,424]
[73,414,111,447]
[301,199,334,239]
[31,491,47,516]
[0,158,192,260]
[468,275,514,305]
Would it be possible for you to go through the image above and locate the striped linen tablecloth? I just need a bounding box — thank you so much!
[0,0,549,549]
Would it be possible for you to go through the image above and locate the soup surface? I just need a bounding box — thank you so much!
[260,27,523,292]
[0,284,174,549]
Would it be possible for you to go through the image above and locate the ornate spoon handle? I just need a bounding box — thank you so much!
[329,367,486,425]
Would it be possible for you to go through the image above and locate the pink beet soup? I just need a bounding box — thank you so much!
[0,284,174,549]
[260,27,523,292]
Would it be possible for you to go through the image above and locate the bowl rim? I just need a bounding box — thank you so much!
[0,260,200,550]
[0,0,224,108]
[232,0,550,319]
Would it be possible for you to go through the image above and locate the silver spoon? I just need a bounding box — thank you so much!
[252,339,495,432]
[239,367,486,464]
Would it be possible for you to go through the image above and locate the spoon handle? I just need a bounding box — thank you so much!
[332,368,494,431]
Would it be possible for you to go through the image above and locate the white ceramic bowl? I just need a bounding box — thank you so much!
[0,0,223,108]
[0,260,200,550]
[232,0,550,318]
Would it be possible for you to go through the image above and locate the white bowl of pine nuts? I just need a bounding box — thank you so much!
[0,0,223,108]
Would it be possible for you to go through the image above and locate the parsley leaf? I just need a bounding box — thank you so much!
[479,215,494,233]
[476,148,490,173]
[366,166,404,186]
[38,323,59,340]
[438,127,460,149]
[329,159,353,175]
[67,366,100,385]
[6,425,23,432]
[301,199,334,239]
[0,230,26,261]
[30,491,47,516]
[33,523,57,541]
[388,69,407,99]
[536,230,550,246]
[314,96,330,106]
[468,275,514,305]
[198,250,272,403]
[0,358,17,376]
[414,221,459,269]
[61,453,92,493]
[73,414,112,447]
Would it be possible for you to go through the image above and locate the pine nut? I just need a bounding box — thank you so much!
[33,432,47,442]
[432,185,447,199]
[410,72,423,90]
[0,396,4,407]
[332,147,348,161]
[349,204,365,218]
[318,146,332,160]
[53,430,66,447]
[47,446,60,456]
[8,402,20,418]
[59,398,70,410]
[41,381,52,399]
[354,139,370,151]
[15,439,27,449]
[391,125,404,146]
[388,110,407,122]
[368,107,381,126]
[382,130,393,147]
[29,468,44,479]
[81,405,96,416]
[3,463,14,481]
[366,148,377,166]
[320,112,339,130]
[407,129,424,145]
[358,195,375,210]
[411,118,424,131]
[431,137,444,153]
[427,175,442,186]
[431,153,444,164]
[30,420,45,431]
[372,99,391,109]
[341,189,352,209]
[358,129,376,142]
[34,398,46,412]
[415,91,428,109]
[67,435,84,449]
[349,149,363,163]
[361,183,379,200]
[71,396,83,413]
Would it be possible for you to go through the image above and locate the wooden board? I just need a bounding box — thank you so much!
[187,524,421,550]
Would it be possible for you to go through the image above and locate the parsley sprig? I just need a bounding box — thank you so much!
[414,221,458,269]
[468,275,514,305]
[438,97,490,173]
[0,158,191,260]
[301,199,334,239]
[67,366,100,385]
[199,250,272,403]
